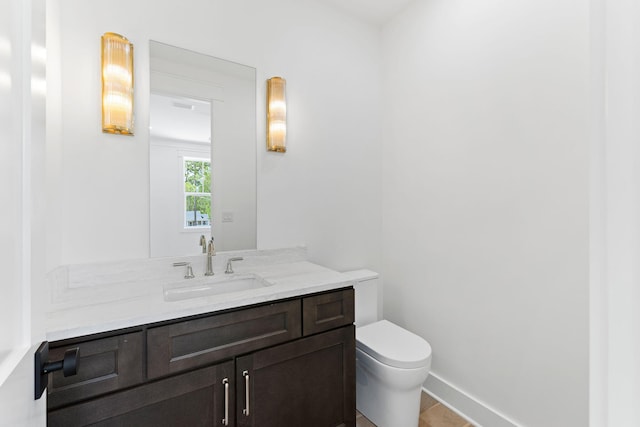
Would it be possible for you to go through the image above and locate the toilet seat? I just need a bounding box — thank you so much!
[356,320,432,369]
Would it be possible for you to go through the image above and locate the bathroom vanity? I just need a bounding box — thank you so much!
[43,250,356,427]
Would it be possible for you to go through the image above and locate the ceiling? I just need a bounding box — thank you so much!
[149,93,211,143]
[315,0,415,26]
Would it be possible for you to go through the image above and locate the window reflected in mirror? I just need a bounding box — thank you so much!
[184,158,211,228]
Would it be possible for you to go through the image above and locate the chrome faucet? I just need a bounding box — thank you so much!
[173,262,195,279]
[205,238,216,276]
[225,257,243,274]
[199,235,207,253]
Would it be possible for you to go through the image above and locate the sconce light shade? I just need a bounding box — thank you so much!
[267,76,286,152]
[101,32,134,135]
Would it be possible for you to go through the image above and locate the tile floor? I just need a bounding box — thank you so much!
[355,391,475,427]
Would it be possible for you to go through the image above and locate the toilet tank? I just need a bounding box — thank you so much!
[342,269,380,327]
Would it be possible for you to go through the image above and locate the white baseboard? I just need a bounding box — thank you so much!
[423,373,521,427]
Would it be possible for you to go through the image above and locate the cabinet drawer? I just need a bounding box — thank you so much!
[147,300,301,379]
[47,331,144,410]
[302,288,354,336]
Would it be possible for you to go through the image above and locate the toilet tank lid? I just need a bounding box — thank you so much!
[356,320,432,369]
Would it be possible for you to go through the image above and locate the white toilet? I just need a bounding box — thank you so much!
[344,270,432,427]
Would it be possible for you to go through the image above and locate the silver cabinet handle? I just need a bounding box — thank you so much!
[242,370,250,416]
[222,378,229,426]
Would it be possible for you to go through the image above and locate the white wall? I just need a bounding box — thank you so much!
[47,0,382,272]
[0,0,47,424]
[592,0,640,424]
[0,0,26,362]
[380,1,589,426]
[0,0,46,367]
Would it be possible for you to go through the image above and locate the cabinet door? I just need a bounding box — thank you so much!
[48,361,234,427]
[236,325,355,427]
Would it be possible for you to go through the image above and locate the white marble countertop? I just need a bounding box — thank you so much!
[45,248,354,341]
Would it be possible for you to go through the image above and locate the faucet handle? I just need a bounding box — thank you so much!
[225,257,243,274]
[199,235,207,253]
[185,264,195,279]
[173,262,195,279]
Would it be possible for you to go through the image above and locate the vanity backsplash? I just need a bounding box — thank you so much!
[49,247,307,293]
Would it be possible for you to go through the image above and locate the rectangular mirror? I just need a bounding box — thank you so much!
[149,41,257,257]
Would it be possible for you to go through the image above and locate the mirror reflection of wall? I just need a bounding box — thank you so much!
[150,93,213,257]
[149,41,257,257]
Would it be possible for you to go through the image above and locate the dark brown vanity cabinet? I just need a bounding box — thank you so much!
[46,287,355,427]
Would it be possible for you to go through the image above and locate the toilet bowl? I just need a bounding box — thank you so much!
[344,270,432,427]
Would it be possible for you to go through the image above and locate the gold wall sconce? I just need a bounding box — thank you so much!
[101,32,134,135]
[267,76,286,152]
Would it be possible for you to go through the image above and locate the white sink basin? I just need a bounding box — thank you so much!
[164,273,272,301]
